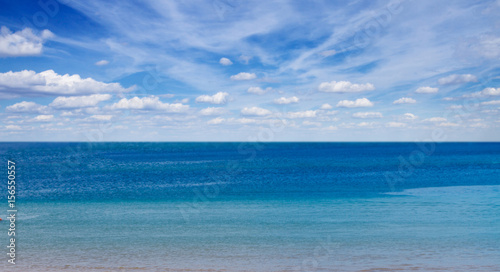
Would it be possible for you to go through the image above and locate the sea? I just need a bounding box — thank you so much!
[0,142,499,271]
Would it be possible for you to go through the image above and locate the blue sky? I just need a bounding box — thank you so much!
[0,0,499,141]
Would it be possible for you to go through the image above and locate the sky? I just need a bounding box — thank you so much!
[0,0,499,141]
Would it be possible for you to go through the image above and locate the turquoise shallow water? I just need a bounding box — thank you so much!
[0,143,499,271]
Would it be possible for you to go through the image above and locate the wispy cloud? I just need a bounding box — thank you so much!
[415,87,438,94]
[438,74,477,85]
[230,72,257,80]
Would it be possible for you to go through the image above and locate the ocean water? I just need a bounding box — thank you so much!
[0,142,499,271]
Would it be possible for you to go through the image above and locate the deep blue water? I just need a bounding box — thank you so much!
[0,142,499,271]
[1,142,499,201]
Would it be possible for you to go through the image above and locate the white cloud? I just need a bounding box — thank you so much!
[415,86,438,94]
[320,103,333,110]
[465,87,500,98]
[6,101,48,113]
[324,110,338,115]
[386,122,406,128]
[207,117,224,125]
[0,70,131,97]
[393,97,416,104]
[199,107,226,116]
[403,113,418,120]
[247,86,271,95]
[319,50,337,57]
[0,27,54,57]
[481,100,500,105]
[357,122,377,128]
[49,94,112,108]
[274,96,299,104]
[34,114,54,121]
[438,74,477,85]
[234,118,257,124]
[323,126,338,131]
[336,98,374,108]
[95,60,109,66]
[438,122,459,127]
[109,96,189,112]
[90,115,113,121]
[230,72,257,80]
[219,57,233,66]
[302,121,321,127]
[287,110,317,118]
[241,107,272,116]
[318,81,375,93]
[481,88,500,96]
[195,92,229,104]
[423,117,447,122]
[352,112,383,119]
[5,125,22,130]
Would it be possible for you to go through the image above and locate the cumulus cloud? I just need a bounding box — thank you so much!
[0,70,131,98]
[403,113,418,120]
[195,92,229,104]
[219,57,233,65]
[230,72,257,80]
[6,101,48,113]
[386,122,406,128]
[207,117,224,125]
[352,112,383,118]
[287,110,317,118]
[241,107,272,116]
[393,97,416,104]
[320,103,333,110]
[199,107,226,116]
[34,114,54,121]
[0,27,54,57]
[438,74,477,85]
[109,96,189,112]
[247,86,271,95]
[49,94,112,108]
[464,87,500,98]
[318,81,375,93]
[423,117,447,122]
[336,98,374,108]
[415,86,438,94]
[481,88,500,96]
[95,60,109,66]
[274,96,299,104]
